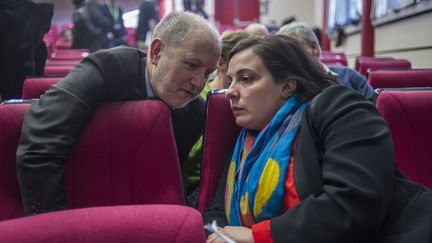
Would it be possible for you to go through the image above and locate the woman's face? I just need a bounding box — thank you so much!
[226,48,288,130]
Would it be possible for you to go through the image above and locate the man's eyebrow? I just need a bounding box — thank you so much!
[184,57,202,64]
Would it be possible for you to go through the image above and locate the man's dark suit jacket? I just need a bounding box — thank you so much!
[16,46,205,215]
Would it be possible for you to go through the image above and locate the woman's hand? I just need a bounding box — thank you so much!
[207,226,254,243]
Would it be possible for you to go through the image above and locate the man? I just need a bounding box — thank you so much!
[101,0,126,48]
[277,21,373,100]
[16,12,221,215]
[72,0,111,51]
[136,0,159,49]
[244,23,269,37]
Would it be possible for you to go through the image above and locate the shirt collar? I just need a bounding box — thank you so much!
[321,61,338,77]
[145,68,155,98]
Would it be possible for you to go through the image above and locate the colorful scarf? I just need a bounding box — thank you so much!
[225,94,308,226]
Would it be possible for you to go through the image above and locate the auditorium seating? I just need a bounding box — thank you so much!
[319,52,348,66]
[354,56,394,71]
[46,60,81,66]
[43,65,75,76]
[0,103,31,220]
[375,89,432,189]
[356,57,412,76]
[0,100,184,221]
[0,205,206,242]
[22,77,63,99]
[368,69,432,89]
[198,90,241,212]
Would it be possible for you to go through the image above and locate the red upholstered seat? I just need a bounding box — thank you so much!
[22,77,63,99]
[46,59,81,66]
[65,100,185,208]
[319,56,347,66]
[198,90,241,212]
[0,104,30,221]
[376,89,432,189]
[0,100,184,221]
[354,56,395,72]
[0,205,206,242]
[368,69,432,89]
[43,65,75,76]
[357,58,411,76]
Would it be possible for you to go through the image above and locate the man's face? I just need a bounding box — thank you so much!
[149,32,220,109]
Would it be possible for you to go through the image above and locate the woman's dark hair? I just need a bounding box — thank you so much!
[228,35,339,100]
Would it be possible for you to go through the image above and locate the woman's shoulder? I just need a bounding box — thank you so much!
[308,85,371,112]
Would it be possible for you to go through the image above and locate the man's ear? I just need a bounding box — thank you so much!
[310,42,321,59]
[149,38,163,65]
[281,79,297,100]
[217,58,225,72]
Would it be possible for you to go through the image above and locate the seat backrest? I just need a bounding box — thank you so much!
[65,100,185,208]
[0,205,206,243]
[358,59,411,76]
[319,56,348,66]
[375,90,432,188]
[354,56,394,71]
[0,100,184,221]
[198,90,241,212]
[43,65,75,76]
[368,69,432,89]
[0,104,30,221]
[22,77,63,99]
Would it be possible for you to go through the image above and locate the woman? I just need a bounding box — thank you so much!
[203,36,432,243]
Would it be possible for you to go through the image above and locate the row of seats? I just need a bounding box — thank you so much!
[319,52,413,78]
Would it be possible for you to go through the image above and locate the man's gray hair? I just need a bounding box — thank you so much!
[153,11,219,49]
[276,21,321,52]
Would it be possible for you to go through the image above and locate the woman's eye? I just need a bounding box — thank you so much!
[240,75,251,82]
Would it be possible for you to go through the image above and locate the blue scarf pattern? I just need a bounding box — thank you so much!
[225,94,308,226]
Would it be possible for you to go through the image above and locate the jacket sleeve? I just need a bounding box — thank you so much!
[270,85,395,243]
[16,49,130,215]
[202,158,230,236]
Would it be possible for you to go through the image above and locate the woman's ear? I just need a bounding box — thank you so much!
[149,38,163,65]
[281,79,297,100]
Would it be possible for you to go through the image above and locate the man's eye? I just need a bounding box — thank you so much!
[186,62,198,69]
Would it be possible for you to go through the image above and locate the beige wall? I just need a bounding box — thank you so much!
[260,0,317,28]
[332,12,432,69]
[375,13,432,68]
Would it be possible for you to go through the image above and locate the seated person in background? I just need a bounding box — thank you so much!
[102,0,126,47]
[277,21,373,100]
[210,30,250,90]
[244,23,269,37]
[184,30,250,206]
[59,29,73,43]
[16,11,221,215]
[203,35,432,242]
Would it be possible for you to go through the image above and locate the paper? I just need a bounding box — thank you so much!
[204,220,236,243]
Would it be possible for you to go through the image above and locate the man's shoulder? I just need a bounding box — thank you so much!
[87,46,146,66]
[94,46,146,58]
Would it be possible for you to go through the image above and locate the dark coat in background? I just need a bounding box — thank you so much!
[136,0,159,44]
[0,0,53,100]
[72,0,111,51]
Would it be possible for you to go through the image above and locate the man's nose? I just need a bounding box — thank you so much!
[190,72,206,90]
